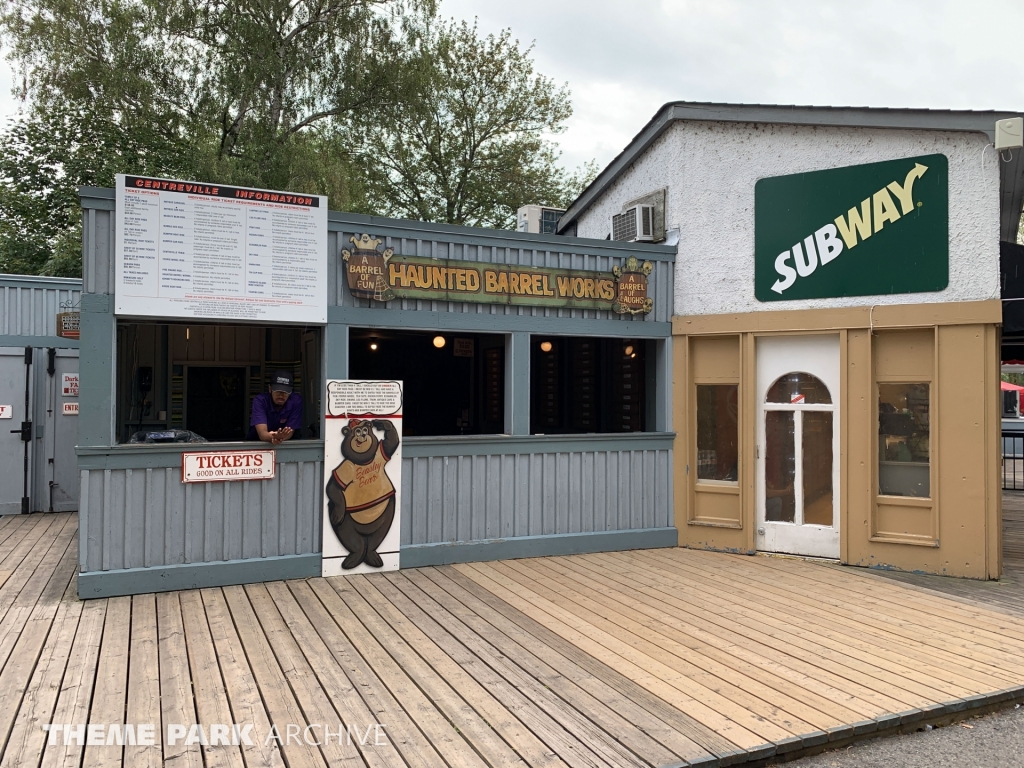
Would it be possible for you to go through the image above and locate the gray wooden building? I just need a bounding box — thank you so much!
[0,274,81,516]
[77,186,676,598]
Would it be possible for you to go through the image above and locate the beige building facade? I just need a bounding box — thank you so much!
[559,103,1024,578]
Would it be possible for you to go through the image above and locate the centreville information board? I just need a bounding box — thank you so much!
[754,154,949,302]
[343,234,655,315]
[322,380,404,577]
[114,175,328,323]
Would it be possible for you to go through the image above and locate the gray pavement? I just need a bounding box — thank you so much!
[771,705,1024,767]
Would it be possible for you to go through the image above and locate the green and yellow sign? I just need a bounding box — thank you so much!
[754,154,948,302]
[342,234,654,314]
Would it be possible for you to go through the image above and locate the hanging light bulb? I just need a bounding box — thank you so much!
[369,342,378,351]
[540,341,553,353]
[433,335,446,348]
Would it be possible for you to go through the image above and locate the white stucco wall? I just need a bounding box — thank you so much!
[575,121,1001,316]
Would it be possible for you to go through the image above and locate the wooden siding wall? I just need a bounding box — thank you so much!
[0,276,82,338]
[400,446,673,546]
[327,222,675,323]
[78,191,677,581]
[79,459,322,572]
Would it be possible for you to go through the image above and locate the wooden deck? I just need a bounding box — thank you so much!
[2,512,1024,767]
[863,492,1024,616]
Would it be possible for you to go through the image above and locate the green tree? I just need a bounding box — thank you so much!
[0,103,191,276]
[351,18,591,229]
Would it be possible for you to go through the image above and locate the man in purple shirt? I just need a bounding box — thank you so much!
[248,370,303,444]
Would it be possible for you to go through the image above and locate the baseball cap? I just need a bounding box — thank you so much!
[270,370,294,393]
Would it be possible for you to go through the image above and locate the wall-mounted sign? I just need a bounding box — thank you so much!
[322,379,403,577]
[181,450,276,483]
[114,175,328,323]
[453,338,474,357]
[342,234,654,315]
[56,312,80,339]
[0,405,11,419]
[62,403,79,415]
[62,373,79,398]
[754,154,949,302]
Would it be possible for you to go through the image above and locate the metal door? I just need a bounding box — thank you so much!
[33,348,79,512]
[0,347,32,515]
[755,335,840,558]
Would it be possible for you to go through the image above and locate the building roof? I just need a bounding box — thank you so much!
[556,101,1024,243]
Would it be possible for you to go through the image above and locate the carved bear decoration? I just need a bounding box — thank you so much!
[325,418,400,569]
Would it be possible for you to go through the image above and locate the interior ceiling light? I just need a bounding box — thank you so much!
[540,341,553,353]
[433,335,446,348]
[369,342,378,351]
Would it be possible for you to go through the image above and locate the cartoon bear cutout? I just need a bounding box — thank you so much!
[325,418,400,569]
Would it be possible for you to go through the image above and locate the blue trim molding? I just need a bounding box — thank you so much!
[78,553,322,598]
[0,335,80,349]
[399,527,679,568]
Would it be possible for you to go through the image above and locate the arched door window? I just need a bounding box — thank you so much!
[763,371,834,527]
[766,372,832,405]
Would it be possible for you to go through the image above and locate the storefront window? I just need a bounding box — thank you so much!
[530,337,646,434]
[878,383,930,497]
[696,385,738,483]
[350,329,505,437]
[116,322,322,444]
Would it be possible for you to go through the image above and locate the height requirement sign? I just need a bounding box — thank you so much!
[114,175,328,323]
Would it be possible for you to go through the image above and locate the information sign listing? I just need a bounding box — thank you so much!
[114,175,328,324]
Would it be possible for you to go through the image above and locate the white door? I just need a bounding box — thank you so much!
[756,335,840,558]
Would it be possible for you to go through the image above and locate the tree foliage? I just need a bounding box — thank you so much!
[353,19,587,228]
[0,0,591,277]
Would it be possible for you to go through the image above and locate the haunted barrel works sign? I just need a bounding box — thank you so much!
[342,234,654,315]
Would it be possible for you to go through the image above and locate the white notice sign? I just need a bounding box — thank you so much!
[182,450,276,483]
[0,405,11,419]
[62,403,79,415]
[115,175,328,323]
[62,373,79,397]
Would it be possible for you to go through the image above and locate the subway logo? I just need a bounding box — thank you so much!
[754,154,948,302]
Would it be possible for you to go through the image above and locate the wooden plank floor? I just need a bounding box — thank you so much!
[3,511,1024,767]
[864,491,1024,616]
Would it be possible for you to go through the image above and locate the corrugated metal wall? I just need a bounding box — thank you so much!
[400,445,672,545]
[79,459,322,571]
[0,275,82,337]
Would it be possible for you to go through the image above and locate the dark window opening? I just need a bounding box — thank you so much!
[530,336,646,434]
[116,321,322,443]
[349,329,505,437]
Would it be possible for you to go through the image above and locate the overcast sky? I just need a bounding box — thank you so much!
[1,0,1021,175]
[441,0,1023,173]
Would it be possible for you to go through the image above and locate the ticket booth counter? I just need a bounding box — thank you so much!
[77,183,676,598]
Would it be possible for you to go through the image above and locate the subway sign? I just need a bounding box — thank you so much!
[754,154,948,302]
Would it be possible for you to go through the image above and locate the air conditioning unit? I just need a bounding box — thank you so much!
[517,205,565,234]
[611,205,654,242]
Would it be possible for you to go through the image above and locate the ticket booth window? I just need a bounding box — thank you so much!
[349,329,505,437]
[878,383,930,498]
[530,337,647,434]
[696,384,738,483]
[115,322,322,443]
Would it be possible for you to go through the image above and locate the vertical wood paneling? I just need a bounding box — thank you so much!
[80,460,323,572]
[398,447,672,546]
[327,227,674,324]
